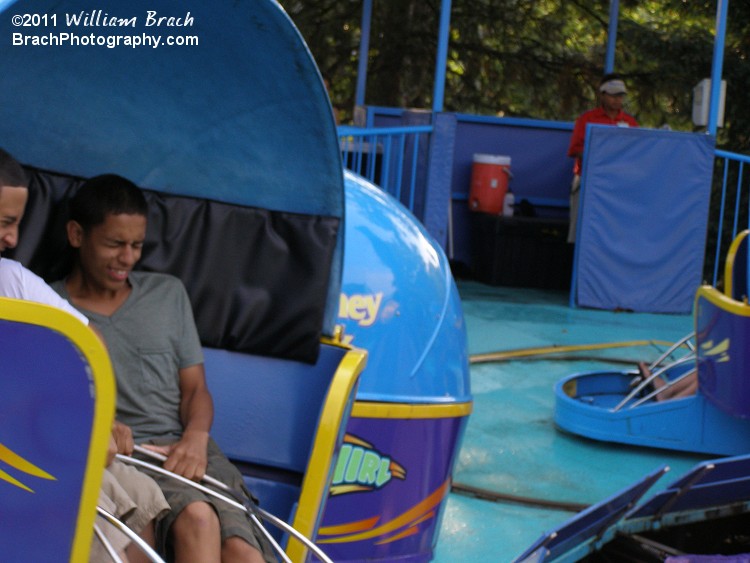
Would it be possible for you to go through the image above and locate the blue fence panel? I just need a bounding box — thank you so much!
[338,125,433,216]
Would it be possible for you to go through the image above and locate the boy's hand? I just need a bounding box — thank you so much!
[142,430,209,481]
[111,420,134,455]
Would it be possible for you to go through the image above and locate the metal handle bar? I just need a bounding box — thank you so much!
[613,354,695,412]
[121,446,335,563]
[95,505,166,563]
[117,453,291,563]
[647,332,695,371]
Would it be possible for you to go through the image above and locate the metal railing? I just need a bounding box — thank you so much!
[338,124,432,213]
[709,150,750,286]
[338,122,750,291]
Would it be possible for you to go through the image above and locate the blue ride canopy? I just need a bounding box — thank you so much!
[0,0,345,347]
[0,0,342,214]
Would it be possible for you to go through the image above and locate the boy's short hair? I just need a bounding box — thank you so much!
[70,174,148,231]
[0,148,29,189]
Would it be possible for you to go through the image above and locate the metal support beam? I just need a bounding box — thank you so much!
[708,0,729,135]
[432,0,453,112]
[604,0,620,73]
[355,0,373,108]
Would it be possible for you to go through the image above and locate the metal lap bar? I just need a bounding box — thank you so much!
[117,454,292,563]
[93,522,124,563]
[95,506,165,563]
[119,448,336,563]
[613,354,695,412]
[629,363,697,409]
[647,332,695,372]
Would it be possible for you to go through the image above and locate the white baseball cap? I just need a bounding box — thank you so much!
[600,79,627,95]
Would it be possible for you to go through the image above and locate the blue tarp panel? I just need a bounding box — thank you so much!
[572,127,715,313]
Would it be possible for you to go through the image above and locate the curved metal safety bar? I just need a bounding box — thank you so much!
[122,447,336,563]
[130,446,335,562]
[93,522,124,563]
[628,367,698,409]
[95,506,166,563]
[251,506,332,559]
[613,354,696,412]
[647,332,696,371]
[116,454,291,563]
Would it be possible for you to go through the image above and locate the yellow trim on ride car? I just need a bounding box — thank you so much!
[0,297,116,562]
[287,340,367,562]
[352,401,473,419]
[696,285,750,317]
[724,229,749,299]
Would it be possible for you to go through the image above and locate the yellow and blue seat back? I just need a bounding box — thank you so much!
[695,231,750,419]
[206,340,366,560]
[0,297,115,562]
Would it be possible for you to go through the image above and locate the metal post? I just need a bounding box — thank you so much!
[355,0,373,108]
[604,0,620,73]
[432,0,453,112]
[708,0,729,135]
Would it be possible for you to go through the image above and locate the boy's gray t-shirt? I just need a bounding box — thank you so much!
[52,272,204,441]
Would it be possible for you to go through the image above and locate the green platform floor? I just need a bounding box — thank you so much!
[432,281,713,562]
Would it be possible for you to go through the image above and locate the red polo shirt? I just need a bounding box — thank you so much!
[567,107,638,175]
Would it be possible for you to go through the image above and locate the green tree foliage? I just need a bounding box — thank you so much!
[280,0,749,152]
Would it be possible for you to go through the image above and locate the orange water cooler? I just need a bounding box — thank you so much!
[468,154,512,214]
